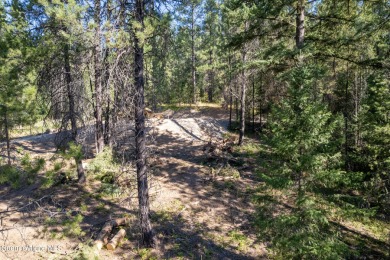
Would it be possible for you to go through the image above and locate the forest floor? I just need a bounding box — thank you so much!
[0,104,267,260]
[0,104,389,259]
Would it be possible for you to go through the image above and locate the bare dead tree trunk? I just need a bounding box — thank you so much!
[64,43,85,183]
[134,0,156,248]
[94,0,104,153]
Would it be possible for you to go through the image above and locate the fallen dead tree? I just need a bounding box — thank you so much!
[94,217,130,250]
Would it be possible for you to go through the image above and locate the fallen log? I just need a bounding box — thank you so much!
[94,217,130,250]
[106,229,126,251]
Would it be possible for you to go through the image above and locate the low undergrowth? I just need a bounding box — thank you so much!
[236,140,390,259]
[0,152,45,188]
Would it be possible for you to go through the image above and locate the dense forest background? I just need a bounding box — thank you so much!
[0,0,389,259]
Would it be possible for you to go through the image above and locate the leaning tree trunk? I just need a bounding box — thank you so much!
[64,43,85,183]
[134,0,156,248]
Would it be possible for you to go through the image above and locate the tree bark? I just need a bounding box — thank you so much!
[252,75,255,132]
[64,44,77,141]
[228,54,233,129]
[238,22,249,145]
[344,62,350,171]
[134,0,155,248]
[107,229,126,251]
[207,50,213,103]
[235,84,239,123]
[104,0,112,147]
[296,0,305,51]
[94,218,130,250]
[4,108,11,166]
[94,0,104,153]
[95,221,113,250]
[111,0,126,141]
[238,36,247,145]
[191,2,197,104]
[259,73,263,132]
[64,43,85,183]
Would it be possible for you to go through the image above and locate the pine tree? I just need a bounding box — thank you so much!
[263,64,348,259]
[35,0,87,182]
[0,0,39,165]
[134,0,156,248]
[361,72,390,215]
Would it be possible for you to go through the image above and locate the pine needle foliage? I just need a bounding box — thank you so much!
[267,64,343,192]
[257,64,350,259]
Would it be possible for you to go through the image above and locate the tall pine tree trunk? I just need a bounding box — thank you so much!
[191,2,197,104]
[64,43,85,183]
[235,84,239,123]
[296,0,305,52]
[259,73,263,132]
[104,0,112,147]
[104,71,111,147]
[134,0,155,247]
[252,76,255,132]
[208,50,213,103]
[112,0,126,139]
[294,0,305,189]
[344,62,350,171]
[238,42,247,146]
[228,55,233,129]
[3,107,11,165]
[94,0,104,153]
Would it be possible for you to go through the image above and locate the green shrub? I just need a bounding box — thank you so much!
[42,170,55,188]
[63,213,85,237]
[228,230,248,252]
[89,147,119,176]
[53,161,63,171]
[73,244,99,260]
[219,165,240,179]
[99,183,121,198]
[61,142,83,161]
[42,160,66,188]
[20,153,46,184]
[0,165,21,188]
[255,195,350,259]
